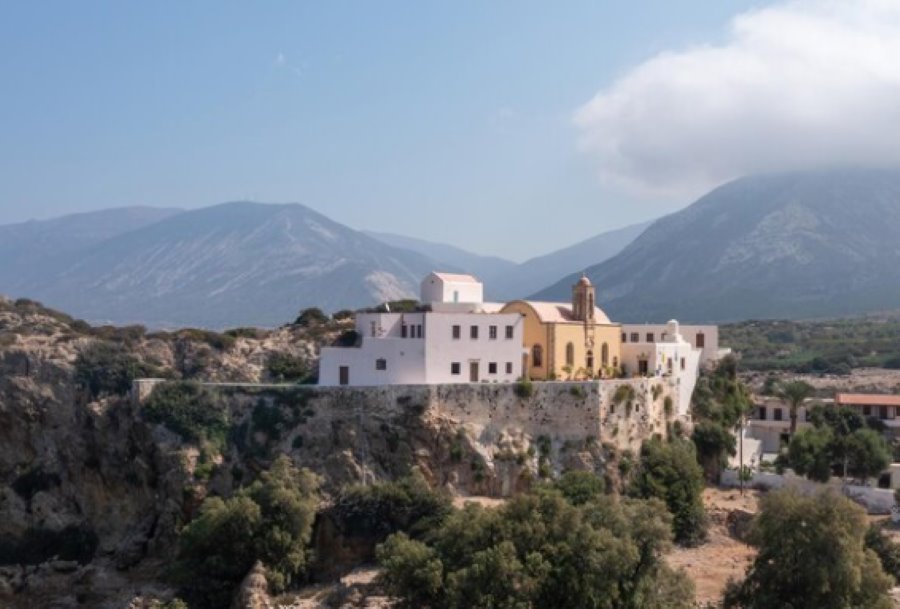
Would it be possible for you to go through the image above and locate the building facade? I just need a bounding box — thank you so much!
[318,273,525,386]
[620,323,727,366]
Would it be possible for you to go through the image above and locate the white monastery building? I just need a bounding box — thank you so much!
[318,273,525,386]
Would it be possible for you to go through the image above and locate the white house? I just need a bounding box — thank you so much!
[620,323,728,366]
[318,273,525,386]
[619,320,702,417]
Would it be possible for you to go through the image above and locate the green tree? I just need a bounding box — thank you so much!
[691,420,736,482]
[776,380,814,435]
[75,341,158,398]
[378,490,694,609]
[786,405,891,483]
[630,438,708,546]
[786,426,834,482]
[724,488,893,609]
[866,524,900,583]
[553,470,605,506]
[175,456,320,608]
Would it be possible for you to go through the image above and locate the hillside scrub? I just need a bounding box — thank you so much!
[75,341,162,398]
[377,485,694,609]
[141,382,229,446]
[174,455,320,608]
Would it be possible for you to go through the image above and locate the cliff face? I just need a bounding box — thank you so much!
[0,298,679,608]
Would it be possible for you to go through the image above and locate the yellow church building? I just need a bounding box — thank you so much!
[500,276,622,380]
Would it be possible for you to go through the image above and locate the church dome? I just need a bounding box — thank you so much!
[577,274,592,287]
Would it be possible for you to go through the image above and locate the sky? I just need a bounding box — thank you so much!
[3,1,897,261]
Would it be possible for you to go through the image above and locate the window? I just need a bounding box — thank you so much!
[339,366,349,385]
[532,344,543,368]
[401,324,408,338]
[451,362,461,375]
[630,332,640,343]
[681,357,686,370]
[453,290,459,303]
[565,342,575,367]
[638,359,649,375]
[774,408,783,421]
[667,358,673,373]
[758,406,767,420]
[470,325,479,339]
[489,325,498,340]
[864,406,872,416]
[375,358,387,371]
[417,324,423,338]
[696,332,705,348]
[505,325,514,339]
[488,362,497,374]
[370,321,377,337]
[646,333,655,342]
[505,362,513,374]
[880,406,889,420]
[601,343,609,367]
[621,332,627,343]
[452,325,461,339]
[586,350,594,371]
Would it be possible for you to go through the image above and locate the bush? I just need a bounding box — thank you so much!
[377,488,694,608]
[866,525,900,583]
[267,352,310,382]
[514,377,534,399]
[333,471,451,540]
[75,341,160,398]
[142,382,229,446]
[553,470,605,505]
[724,489,893,608]
[630,438,708,546]
[294,307,329,327]
[175,456,320,608]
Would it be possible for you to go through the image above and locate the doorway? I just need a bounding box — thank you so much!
[469,361,479,382]
[339,366,349,386]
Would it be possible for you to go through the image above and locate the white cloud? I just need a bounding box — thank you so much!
[575,0,900,197]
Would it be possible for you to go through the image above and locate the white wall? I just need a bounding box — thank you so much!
[619,339,700,417]
[423,312,524,383]
[621,323,722,365]
[320,310,524,386]
[420,273,484,304]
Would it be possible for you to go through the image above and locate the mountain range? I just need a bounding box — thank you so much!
[6,168,900,327]
[535,169,900,322]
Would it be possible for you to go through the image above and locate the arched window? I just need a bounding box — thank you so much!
[586,350,594,371]
[532,344,543,368]
[601,343,609,367]
[565,342,574,367]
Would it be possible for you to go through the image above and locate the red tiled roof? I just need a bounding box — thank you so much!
[835,393,900,407]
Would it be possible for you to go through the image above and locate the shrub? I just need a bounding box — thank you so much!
[267,352,309,382]
[75,341,160,398]
[142,382,229,447]
[333,471,451,540]
[377,488,694,608]
[514,377,534,399]
[554,470,605,505]
[724,489,893,608]
[866,524,900,582]
[613,384,635,405]
[630,438,708,546]
[175,456,319,608]
[294,307,329,327]
[332,309,355,321]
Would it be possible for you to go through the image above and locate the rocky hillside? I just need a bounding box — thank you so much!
[0,202,436,328]
[0,298,620,608]
[535,169,900,322]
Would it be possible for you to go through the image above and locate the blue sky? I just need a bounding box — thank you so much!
[1,1,772,260]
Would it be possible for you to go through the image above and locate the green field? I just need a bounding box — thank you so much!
[721,315,900,373]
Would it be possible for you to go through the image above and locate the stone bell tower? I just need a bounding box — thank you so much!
[571,274,596,323]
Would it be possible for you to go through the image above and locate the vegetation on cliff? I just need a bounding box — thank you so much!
[377,479,694,609]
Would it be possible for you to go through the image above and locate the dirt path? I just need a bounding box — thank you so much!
[667,487,759,605]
